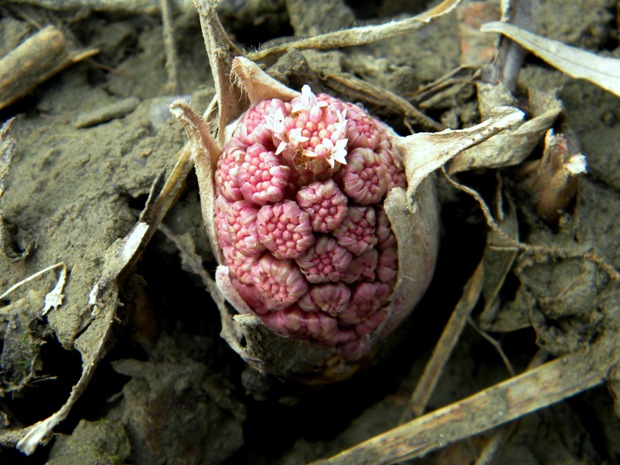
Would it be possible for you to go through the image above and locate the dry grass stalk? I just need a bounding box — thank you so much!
[247,0,463,61]
[0,25,98,111]
[311,345,607,465]
[402,259,485,422]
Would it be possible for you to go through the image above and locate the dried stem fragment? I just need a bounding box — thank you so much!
[4,0,193,13]
[402,259,484,422]
[74,97,140,128]
[0,26,98,110]
[248,0,464,61]
[321,72,444,132]
[161,0,180,94]
[311,343,607,465]
[482,21,620,97]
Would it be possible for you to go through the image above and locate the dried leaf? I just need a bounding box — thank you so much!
[311,341,608,465]
[449,85,562,174]
[481,21,620,97]
[397,106,524,195]
[448,107,559,174]
[248,0,464,61]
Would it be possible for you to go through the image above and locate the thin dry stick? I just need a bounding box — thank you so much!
[321,73,444,132]
[0,118,26,260]
[442,168,620,281]
[0,262,65,301]
[161,0,180,94]
[5,0,194,14]
[311,346,606,465]
[467,317,515,376]
[0,25,98,110]
[472,349,548,465]
[247,0,463,61]
[401,258,485,423]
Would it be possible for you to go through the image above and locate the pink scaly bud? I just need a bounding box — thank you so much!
[173,15,523,382]
[257,200,314,259]
[296,236,353,283]
[298,282,352,316]
[262,306,342,346]
[341,147,389,205]
[343,103,384,150]
[237,98,291,148]
[338,282,391,326]
[217,200,264,256]
[296,179,348,233]
[215,145,244,202]
[378,143,408,191]
[238,144,295,205]
[333,206,377,256]
[375,208,397,250]
[270,85,348,181]
[342,249,378,284]
[377,247,398,284]
[207,83,407,366]
[252,254,308,312]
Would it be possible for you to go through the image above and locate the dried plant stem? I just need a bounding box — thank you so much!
[322,73,444,132]
[0,26,98,111]
[5,0,193,14]
[161,0,180,94]
[248,0,463,61]
[472,349,548,465]
[311,346,606,465]
[16,289,119,455]
[401,259,485,422]
[442,168,620,281]
[0,262,65,301]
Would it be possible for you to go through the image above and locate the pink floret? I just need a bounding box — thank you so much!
[342,249,378,283]
[238,98,291,148]
[338,282,391,326]
[354,306,388,337]
[222,246,261,286]
[252,254,309,311]
[375,208,397,250]
[273,86,348,180]
[298,283,351,316]
[296,179,348,233]
[378,142,407,191]
[257,200,314,259]
[341,147,389,205]
[218,200,264,256]
[238,144,295,205]
[344,103,384,150]
[377,246,398,284]
[215,145,244,202]
[262,306,340,345]
[296,236,353,283]
[333,206,377,256]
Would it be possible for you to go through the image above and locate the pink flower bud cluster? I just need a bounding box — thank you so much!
[214,85,406,358]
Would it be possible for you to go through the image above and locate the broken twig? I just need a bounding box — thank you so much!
[0,25,98,110]
[311,344,607,465]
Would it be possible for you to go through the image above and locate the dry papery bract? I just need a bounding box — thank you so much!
[1,0,617,461]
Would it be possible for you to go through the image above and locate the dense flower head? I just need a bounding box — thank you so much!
[214,85,406,359]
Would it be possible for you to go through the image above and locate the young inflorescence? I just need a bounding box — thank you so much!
[214,85,406,358]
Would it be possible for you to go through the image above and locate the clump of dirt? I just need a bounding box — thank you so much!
[0,0,619,464]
